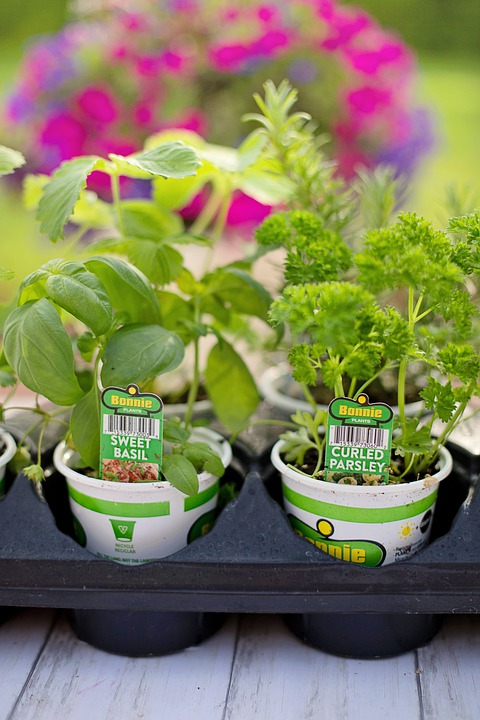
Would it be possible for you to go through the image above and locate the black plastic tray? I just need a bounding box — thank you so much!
[0,430,478,616]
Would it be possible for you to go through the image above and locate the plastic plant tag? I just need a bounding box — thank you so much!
[99,384,164,482]
[325,393,393,483]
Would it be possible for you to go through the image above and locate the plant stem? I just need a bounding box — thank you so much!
[300,382,318,415]
[211,190,231,245]
[398,287,416,434]
[355,361,398,399]
[190,187,223,236]
[110,172,126,237]
[184,298,201,429]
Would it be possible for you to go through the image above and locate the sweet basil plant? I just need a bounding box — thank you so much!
[1,136,281,494]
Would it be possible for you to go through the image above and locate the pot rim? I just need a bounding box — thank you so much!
[0,429,17,467]
[271,439,452,495]
[53,426,232,494]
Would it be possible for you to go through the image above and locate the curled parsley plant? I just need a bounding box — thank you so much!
[266,210,480,484]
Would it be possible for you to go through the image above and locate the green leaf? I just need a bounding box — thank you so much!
[239,168,292,205]
[236,132,267,170]
[101,324,184,387]
[120,200,183,240]
[9,446,34,475]
[18,262,53,303]
[37,156,101,241]
[419,377,457,423]
[205,267,272,321]
[162,453,199,495]
[22,174,49,210]
[163,419,190,444]
[23,464,45,485]
[44,261,113,336]
[0,145,25,176]
[279,427,317,465]
[85,256,160,323]
[3,299,84,406]
[71,384,101,469]
[111,142,200,179]
[205,341,260,432]
[0,368,16,387]
[128,240,183,286]
[71,190,112,229]
[392,421,433,457]
[0,267,14,281]
[152,174,206,210]
[182,441,225,478]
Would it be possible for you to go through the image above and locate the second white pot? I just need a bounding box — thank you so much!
[271,440,452,567]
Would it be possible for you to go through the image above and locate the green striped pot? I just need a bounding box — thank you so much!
[271,441,452,567]
[53,428,232,565]
[0,429,16,497]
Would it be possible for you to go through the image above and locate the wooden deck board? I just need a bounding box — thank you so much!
[0,608,55,720]
[417,616,480,720]
[1,610,479,719]
[8,613,238,720]
[224,615,422,720]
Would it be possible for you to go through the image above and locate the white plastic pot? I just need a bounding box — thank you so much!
[271,441,452,567]
[53,427,232,565]
[163,398,213,420]
[0,429,16,495]
[260,363,425,417]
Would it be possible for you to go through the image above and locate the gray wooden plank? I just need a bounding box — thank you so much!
[10,613,238,720]
[417,616,480,720]
[0,608,56,720]
[224,615,422,720]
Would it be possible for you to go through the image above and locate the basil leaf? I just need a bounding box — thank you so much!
[85,256,160,323]
[111,142,200,179]
[37,156,101,241]
[127,240,183,286]
[3,299,84,406]
[0,145,25,176]
[205,341,260,432]
[71,384,101,470]
[44,262,112,336]
[206,267,272,321]
[101,323,184,387]
[162,454,199,496]
[183,442,225,478]
[121,200,183,240]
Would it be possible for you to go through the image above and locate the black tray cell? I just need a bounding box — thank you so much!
[285,612,443,659]
[69,608,224,657]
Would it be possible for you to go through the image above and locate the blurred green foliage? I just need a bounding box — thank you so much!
[1,1,479,56]
[346,0,480,57]
[0,0,67,46]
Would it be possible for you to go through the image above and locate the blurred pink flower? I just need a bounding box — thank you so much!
[257,5,280,23]
[251,29,291,57]
[75,87,119,124]
[39,112,87,169]
[347,86,392,115]
[136,55,164,77]
[227,192,272,228]
[321,10,371,50]
[208,44,252,72]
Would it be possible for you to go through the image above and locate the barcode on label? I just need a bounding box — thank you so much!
[103,415,160,439]
[329,425,389,449]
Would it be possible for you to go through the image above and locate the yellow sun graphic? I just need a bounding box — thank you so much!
[398,522,415,540]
